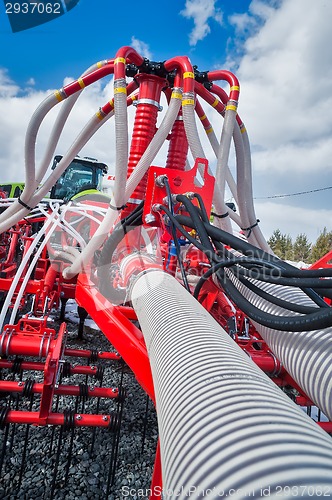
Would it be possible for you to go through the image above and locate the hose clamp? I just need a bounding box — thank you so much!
[132,98,163,111]
[114,78,126,88]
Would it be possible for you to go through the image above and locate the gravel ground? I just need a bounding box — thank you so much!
[0,307,158,499]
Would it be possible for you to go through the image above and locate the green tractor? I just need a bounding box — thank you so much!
[50,155,110,202]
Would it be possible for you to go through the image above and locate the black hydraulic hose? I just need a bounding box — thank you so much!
[164,179,190,293]
[233,267,332,289]
[237,276,320,315]
[175,214,329,308]
[217,270,332,331]
[176,194,215,255]
[193,193,210,223]
[160,208,332,328]
[193,258,281,299]
[159,206,218,261]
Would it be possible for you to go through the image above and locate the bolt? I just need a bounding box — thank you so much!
[90,386,95,391]
[18,381,23,387]
[144,213,156,224]
[76,415,82,421]
[102,415,108,421]
[112,388,117,393]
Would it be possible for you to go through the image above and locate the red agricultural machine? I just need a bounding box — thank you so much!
[0,46,332,498]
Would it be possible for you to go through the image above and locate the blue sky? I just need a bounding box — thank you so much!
[0,0,252,89]
[0,0,332,243]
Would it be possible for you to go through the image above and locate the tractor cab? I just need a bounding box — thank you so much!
[50,155,108,201]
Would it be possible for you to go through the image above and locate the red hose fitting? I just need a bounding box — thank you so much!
[207,70,240,103]
[114,46,144,80]
[124,74,166,214]
[164,56,194,93]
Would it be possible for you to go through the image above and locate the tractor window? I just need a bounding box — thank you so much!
[52,163,95,200]
[0,185,11,197]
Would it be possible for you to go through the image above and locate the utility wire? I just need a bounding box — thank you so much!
[254,185,332,200]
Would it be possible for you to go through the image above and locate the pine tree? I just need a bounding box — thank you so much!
[293,233,312,263]
[268,229,293,260]
[310,227,332,263]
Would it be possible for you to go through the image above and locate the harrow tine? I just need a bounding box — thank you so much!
[0,406,10,478]
[90,365,105,454]
[9,356,23,452]
[63,408,76,484]
[17,391,35,489]
[59,297,68,322]
[50,424,64,499]
[77,306,88,340]
[106,387,126,496]
[141,393,150,454]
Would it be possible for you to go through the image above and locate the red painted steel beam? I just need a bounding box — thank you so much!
[75,272,154,401]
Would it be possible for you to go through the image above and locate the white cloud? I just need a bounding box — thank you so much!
[180,0,223,46]
[254,201,332,243]
[130,37,152,60]
[0,75,118,184]
[0,69,20,98]
[224,0,332,238]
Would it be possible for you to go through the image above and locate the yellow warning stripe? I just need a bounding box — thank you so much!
[114,57,126,65]
[171,91,182,100]
[226,104,237,111]
[77,78,85,89]
[230,85,240,91]
[199,114,207,121]
[212,98,219,108]
[96,111,105,121]
[114,87,127,94]
[54,90,64,102]
[182,99,195,106]
[183,71,194,79]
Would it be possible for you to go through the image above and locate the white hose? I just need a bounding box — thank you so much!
[35,61,108,186]
[0,111,115,235]
[113,78,129,209]
[63,94,182,279]
[0,208,59,332]
[131,270,332,497]
[240,128,271,252]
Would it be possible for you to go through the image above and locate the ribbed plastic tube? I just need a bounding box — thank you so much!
[131,270,332,498]
[232,275,332,420]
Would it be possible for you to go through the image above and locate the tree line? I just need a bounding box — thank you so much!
[267,227,332,264]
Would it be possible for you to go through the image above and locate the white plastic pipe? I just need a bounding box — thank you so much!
[0,208,59,332]
[131,270,332,497]
[62,93,182,279]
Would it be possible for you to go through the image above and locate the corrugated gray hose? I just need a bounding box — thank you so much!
[228,274,332,421]
[131,270,332,498]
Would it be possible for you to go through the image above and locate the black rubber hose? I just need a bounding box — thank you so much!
[193,258,281,299]
[237,276,320,315]
[164,179,190,292]
[216,270,332,331]
[232,266,332,289]
[175,214,330,308]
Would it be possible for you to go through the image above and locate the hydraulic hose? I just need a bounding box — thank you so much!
[131,270,332,497]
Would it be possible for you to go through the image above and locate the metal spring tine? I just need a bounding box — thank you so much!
[141,393,150,454]
[0,406,10,478]
[50,425,64,500]
[90,366,105,454]
[9,357,23,452]
[64,406,78,483]
[106,389,126,496]
[17,392,35,489]
[49,370,64,458]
